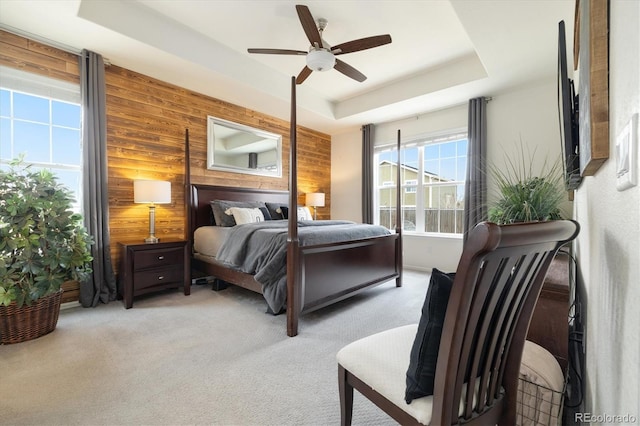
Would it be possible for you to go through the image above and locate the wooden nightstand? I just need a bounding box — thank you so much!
[118,240,190,308]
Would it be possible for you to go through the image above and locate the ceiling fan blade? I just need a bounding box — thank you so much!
[296,66,313,84]
[247,48,307,55]
[331,35,392,55]
[334,59,367,82]
[296,5,322,47]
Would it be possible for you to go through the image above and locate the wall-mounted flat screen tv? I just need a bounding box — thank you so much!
[558,20,582,190]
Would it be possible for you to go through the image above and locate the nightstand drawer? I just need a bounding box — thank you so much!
[133,266,184,290]
[134,247,183,270]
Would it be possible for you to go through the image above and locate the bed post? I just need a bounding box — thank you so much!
[395,129,403,287]
[185,128,192,286]
[287,76,300,337]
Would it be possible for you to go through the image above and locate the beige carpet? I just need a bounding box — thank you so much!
[0,270,430,426]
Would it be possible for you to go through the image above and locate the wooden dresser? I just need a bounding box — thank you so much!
[527,252,571,372]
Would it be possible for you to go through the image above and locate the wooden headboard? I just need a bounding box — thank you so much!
[189,184,289,232]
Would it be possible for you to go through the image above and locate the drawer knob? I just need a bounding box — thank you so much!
[158,276,165,280]
[158,256,165,260]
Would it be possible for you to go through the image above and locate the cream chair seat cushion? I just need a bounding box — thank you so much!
[337,325,478,425]
[337,324,464,425]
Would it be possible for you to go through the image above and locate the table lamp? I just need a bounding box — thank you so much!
[134,180,171,243]
[305,192,325,220]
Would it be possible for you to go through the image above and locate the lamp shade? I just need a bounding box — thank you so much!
[134,180,171,204]
[306,192,325,207]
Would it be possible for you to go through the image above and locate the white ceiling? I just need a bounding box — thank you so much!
[0,0,576,135]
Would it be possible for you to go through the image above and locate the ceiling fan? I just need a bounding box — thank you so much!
[247,4,392,84]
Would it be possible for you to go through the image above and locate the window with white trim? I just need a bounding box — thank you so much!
[0,66,82,212]
[374,131,468,235]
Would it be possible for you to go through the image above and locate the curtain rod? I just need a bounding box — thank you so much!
[372,96,492,128]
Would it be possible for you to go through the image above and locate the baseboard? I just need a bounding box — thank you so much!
[61,301,81,310]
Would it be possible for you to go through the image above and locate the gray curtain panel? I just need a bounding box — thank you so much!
[361,124,374,224]
[79,49,117,307]
[463,97,488,244]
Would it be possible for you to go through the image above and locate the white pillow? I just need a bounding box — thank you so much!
[298,206,313,220]
[224,207,265,225]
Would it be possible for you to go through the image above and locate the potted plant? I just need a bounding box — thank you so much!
[488,146,567,224]
[0,157,93,344]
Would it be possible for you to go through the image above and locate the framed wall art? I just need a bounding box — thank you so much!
[574,0,609,176]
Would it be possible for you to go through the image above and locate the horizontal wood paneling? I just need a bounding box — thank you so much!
[0,32,79,83]
[1,29,332,299]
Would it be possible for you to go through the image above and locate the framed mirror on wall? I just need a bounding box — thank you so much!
[206,116,283,177]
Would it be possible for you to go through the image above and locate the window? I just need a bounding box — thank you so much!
[404,179,417,194]
[0,66,82,211]
[374,131,468,235]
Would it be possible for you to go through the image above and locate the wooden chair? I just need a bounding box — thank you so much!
[337,220,580,425]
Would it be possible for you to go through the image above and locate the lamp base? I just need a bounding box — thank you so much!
[145,205,159,244]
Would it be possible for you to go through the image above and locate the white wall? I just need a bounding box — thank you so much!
[487,79,574,218]
[574,0,640,418]
[332,77,567,272]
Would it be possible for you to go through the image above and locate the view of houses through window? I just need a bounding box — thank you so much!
[0,66,83,212]
[374,131,468,235]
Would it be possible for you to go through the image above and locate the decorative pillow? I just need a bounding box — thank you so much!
[276,206,289,219]
[266,202,287,220]
[258,206,272,221]
[298,206,313,220]
[405,268,456,403]
[210,200,265,227]
[224,207,265,225]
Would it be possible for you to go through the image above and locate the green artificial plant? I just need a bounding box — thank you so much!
[0,158,93,307]
[488,145,566,225]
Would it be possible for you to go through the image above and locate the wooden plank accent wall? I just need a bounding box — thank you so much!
[0,29,332,302]
[0,31,80,83]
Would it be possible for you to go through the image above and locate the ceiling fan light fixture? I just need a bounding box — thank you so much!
[306,49,335,72]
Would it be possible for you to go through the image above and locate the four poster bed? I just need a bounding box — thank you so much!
[185,77,403,336]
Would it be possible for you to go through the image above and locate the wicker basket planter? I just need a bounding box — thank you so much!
[0,289,63,345]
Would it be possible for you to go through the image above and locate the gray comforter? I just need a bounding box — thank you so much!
[216,220,391,313]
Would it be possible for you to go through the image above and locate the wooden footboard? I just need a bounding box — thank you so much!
[286,233,401,336]
[300,234,401,309]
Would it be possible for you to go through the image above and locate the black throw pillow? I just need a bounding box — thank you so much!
[278,206,289,219]
[265,202,287,220]
[405,268,456,404]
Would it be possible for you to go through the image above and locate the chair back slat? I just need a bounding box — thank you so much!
[464,256,520,416]
[432,220,579,425]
